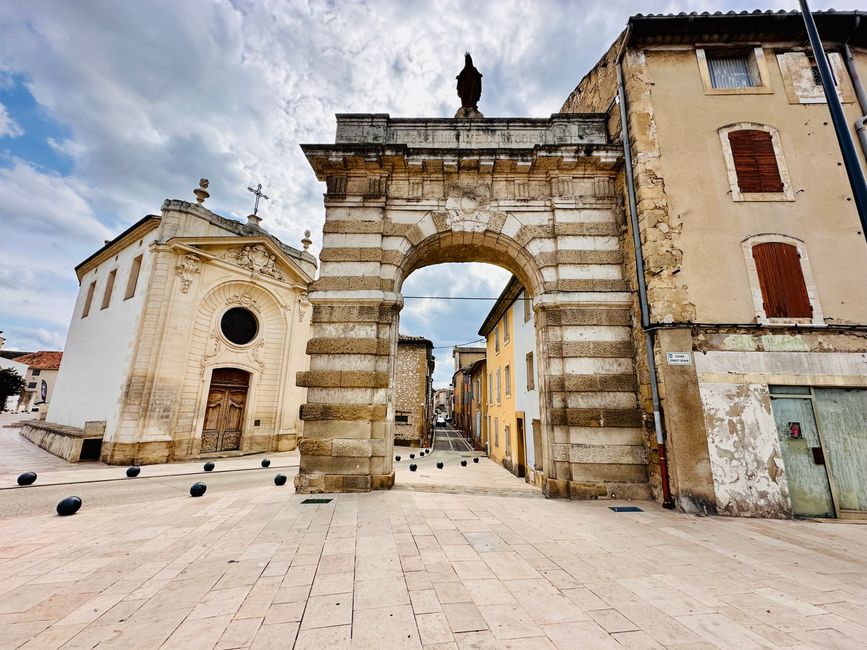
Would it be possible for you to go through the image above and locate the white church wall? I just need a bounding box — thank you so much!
[48,228,159,435]
[513,289,540,473]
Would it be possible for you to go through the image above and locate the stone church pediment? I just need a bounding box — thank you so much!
[167,236,313,287]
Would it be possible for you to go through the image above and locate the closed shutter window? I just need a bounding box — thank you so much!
[729,130,784,193]
[752,242,813,318]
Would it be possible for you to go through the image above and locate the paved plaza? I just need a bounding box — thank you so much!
[1,417,866,649]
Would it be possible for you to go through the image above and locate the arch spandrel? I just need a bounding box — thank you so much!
[296,114,650,500]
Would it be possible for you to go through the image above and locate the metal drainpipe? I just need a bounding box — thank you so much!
[615,28,676,509]
[842,34,867,163]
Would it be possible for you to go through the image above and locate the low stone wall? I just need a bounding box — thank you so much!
[20,420,104,463]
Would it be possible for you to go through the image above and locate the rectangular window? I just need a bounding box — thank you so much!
[505,365,511,397]
[488,372,493,404]
[395,414,409,424]
[752,243,813,318]
[523,295,532,322]
[526,352,535,391]
[495,325,500,353]
[494,417,499,448]
[101,269,117,310]
[503,311,510,343]
[496,369,501,403]
[707,53,758,88]
[124,255,143,300]
[728,130,783,194]
[28,382,36,389]
[32,369,41,377]
[82,281,96,318]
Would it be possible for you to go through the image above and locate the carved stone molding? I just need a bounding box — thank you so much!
[297,291,310,322]
[225,244,284,280]
[176,253,201,294]
[226,293,261,313]
[250,339,265,370]
[201,328,222,368]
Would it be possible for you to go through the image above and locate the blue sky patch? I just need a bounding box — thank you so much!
[0,73,74,175]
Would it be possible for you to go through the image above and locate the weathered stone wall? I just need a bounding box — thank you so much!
[394,340,430,445]
[297,114,650,498]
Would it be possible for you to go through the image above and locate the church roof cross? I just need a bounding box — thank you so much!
[247,183,270,216]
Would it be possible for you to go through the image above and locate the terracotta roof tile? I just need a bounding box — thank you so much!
[14,351,63,370]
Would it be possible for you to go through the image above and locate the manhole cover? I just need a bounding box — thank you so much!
[609,506,643,512]
[301,498,333,504]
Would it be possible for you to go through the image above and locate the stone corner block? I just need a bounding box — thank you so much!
[294,471,325,494]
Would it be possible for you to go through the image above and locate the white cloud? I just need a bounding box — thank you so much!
[0,101,22,138]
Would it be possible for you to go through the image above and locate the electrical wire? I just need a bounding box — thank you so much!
[431,338,485,349]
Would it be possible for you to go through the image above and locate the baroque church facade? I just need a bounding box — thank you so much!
[45,182,316,464]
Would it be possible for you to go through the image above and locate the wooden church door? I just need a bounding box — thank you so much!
[201,368,250,453]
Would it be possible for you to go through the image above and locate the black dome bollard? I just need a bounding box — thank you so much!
[419,451,425,457]
[17,471,37,486]
[203,462,215,472]
[425,449,430,454]
[190,482,207,497]
[473,457,479,463]
[436,461,444,469]
[395,455,401,461]
[409,453,415,459]
[261,459,271,468]
[126,466,140,478]
[274,474,287,486]
[56,496,82,516]
[409,464,418,471]
[461,460,467,467]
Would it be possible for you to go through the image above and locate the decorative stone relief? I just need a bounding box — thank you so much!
[225,244,284,280]
[297,292,310,322]
[176,253,201,294]
[225,293,261,313]
[250,339,266,370]
[202,329,222,367]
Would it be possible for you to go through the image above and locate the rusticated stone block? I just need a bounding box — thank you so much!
[544,478,570,499]
[515,225,553,246]
[549,408,642,428]
[543,308,631,326]
[568,481,608,499]
[487,211,506,232]
[342,474,372,491]
[332,439,373,457]
[535,250,624,267]
[562,373,636,392]
[554,222,621,236]
[561,341,634,358]
[318,248,385,262]
[370,439,387,456]
[297,370,390,388]
[299,438,332,456]
[300,404,388,421]
[545,279,628,292]
[312,304,396,324]
[312,277,387,292]
[294,470,325,493]
[306,338,391,355]
[323,220,384,234]
[432,212,449,232]
[371,471,395,490]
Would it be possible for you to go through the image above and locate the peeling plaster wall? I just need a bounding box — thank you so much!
[697,381,790,518]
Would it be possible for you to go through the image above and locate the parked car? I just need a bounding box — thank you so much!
[436,415,446,426]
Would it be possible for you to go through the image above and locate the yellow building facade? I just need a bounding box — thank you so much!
[480,281,526,475]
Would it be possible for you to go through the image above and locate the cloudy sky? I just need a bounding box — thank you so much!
[0,0,860,387]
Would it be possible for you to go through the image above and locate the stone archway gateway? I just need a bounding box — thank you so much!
[295,114,651,499]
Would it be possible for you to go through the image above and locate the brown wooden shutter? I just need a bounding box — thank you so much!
[728,129,784,193]
[752,242,813,318]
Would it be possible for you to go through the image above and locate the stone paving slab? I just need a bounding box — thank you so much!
[1,481,866,649]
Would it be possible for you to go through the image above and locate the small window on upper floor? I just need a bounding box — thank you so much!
[742,235,824,325]
[776,51,852,105]
[101,269,117,310]
[503,310,510,344]
[124,255,143,300]
[494,325,500,353]
[719,124,794,202]
[81,281,96,318]
[697,47,772,95]
[523,295,532,322]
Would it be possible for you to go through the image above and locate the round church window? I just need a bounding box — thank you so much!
[221,307,258,345]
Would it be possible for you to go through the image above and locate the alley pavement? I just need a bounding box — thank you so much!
[1,415,866,649]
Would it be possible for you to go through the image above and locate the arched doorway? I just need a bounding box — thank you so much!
[201,368,249,453]
[296,114,650,499]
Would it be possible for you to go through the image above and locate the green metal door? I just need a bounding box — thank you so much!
[770,396,835,518]
[814,389,867,514]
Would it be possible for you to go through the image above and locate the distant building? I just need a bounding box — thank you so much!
[451,346,485,434]
[512,284,542,486]
[0,334,28,412]
[433,388,452,416]
[41,183,316,464]
[394,335,434,446]
[468,358,487,449]
[14,351,63,416]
